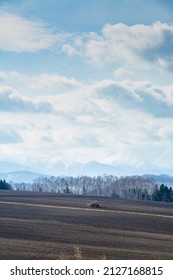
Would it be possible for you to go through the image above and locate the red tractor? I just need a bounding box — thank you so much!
[89,201,102,208]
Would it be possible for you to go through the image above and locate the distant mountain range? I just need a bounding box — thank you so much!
[0,159,173,185]
[143,174,173,185]
[0,171,45,183]
[46,160,125,177]
[0,160,34,173]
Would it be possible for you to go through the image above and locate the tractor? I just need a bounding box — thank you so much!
[89,200,102,208]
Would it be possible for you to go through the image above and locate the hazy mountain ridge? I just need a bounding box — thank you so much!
[0,171,46,183]
[0,160,35,173]
[0,159,173,185]
[143,174,173,185]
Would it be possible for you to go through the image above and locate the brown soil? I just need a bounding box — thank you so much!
[0,190,173,259]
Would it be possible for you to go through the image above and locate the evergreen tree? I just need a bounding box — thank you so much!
[152,184,173,202]
[0,179,12,190]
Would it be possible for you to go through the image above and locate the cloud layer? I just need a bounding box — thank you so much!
[1,70,173,173]
[0,7,173,174]
[1,12,173,74]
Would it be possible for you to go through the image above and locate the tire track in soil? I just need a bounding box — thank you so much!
[0,200,173,219]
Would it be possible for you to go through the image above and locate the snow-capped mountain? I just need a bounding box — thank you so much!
[1,159,173,184]
[46,160,127,177]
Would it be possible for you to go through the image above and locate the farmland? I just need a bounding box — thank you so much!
[0,190,173,259]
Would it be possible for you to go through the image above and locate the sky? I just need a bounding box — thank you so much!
[1,0,173,175]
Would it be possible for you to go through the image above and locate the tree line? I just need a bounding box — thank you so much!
[9,175,173,202]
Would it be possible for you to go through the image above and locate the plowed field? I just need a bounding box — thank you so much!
[0,190,173,259]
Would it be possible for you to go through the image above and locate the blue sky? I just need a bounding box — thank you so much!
[1,0,173,174]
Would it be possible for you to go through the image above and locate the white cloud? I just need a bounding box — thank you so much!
[30,73,82,89]
[1,13,173,75]
[0,86,53,112]
[62,44,80,56]
[162,85,173,105]
[1,71,173,172]
[0,127,22,144]
[0,71,82,94]
[114,67,134,81]
[0,12,60,52]
[66,21,173,73]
